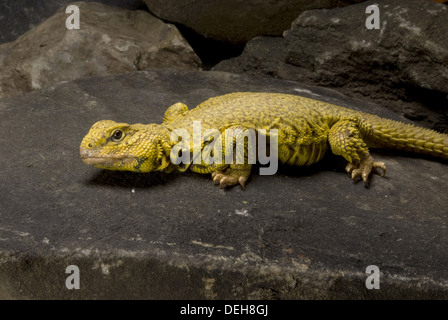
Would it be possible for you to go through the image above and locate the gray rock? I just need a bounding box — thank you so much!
[1,69,447,299]
[143,0,366,45]
[214,0,448,133]
[0,1,201,99]
[0,0,146,44]
[214,36,298,78]
[285,0,448,96]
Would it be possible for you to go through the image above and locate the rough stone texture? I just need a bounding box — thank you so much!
[1,69,447,299]
[0,2,201,99]
[143,0,366,45]
[0,0,147,44]
[214,0,448,133]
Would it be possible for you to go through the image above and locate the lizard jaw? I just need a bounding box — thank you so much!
[80,147,135,168]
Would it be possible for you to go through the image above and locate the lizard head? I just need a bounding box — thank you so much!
[80,120,172,172]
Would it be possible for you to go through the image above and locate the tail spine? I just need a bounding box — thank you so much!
[364,115,448,160]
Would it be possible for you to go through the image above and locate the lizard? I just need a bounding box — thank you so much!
[80,92,448,189]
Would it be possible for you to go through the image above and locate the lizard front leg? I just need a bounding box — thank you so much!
[212,125,256,189]
[329,120,386,186]
[207,125,255,189]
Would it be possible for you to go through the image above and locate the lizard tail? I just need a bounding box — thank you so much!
[365,116,448,160]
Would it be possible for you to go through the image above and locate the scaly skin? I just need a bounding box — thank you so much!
[80,92,448,188]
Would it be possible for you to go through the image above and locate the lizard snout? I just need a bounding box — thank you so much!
[80,147,101,165]
[80,147,90,161]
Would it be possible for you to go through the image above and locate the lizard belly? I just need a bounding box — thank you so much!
[278,141,329,166]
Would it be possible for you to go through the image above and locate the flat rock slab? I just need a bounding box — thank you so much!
[0,69,447,299]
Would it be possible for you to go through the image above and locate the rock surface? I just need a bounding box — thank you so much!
[143,0,365,44]
[0,1,201,99]
[214,0,448,133]
[0,69,447,299]
[0,0,146,44]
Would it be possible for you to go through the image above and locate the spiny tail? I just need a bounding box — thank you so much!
[364,116,448,160]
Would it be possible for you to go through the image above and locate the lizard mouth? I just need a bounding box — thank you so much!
[80,147,134,168]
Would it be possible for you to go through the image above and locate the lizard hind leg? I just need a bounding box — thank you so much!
[329,120,386,187]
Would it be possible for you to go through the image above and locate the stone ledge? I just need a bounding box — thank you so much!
[0,69,447,299]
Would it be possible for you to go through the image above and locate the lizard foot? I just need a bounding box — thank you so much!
[212,166,251,190]
[345,155,386,187]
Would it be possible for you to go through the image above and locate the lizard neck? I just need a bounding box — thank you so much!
[145,124,176,172]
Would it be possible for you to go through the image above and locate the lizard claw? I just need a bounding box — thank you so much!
[345,155,386,187]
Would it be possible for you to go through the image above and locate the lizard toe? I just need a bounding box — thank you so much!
[350,168,363,183]
[238,176,247,190]
[213,172,224,185]
[373,161,387,177]
[345,163,356,174]
[219,176,239,189]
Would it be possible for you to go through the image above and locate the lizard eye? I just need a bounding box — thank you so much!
[111,129,124,142]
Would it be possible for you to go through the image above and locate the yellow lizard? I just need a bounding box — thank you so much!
[80,92,448,189]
